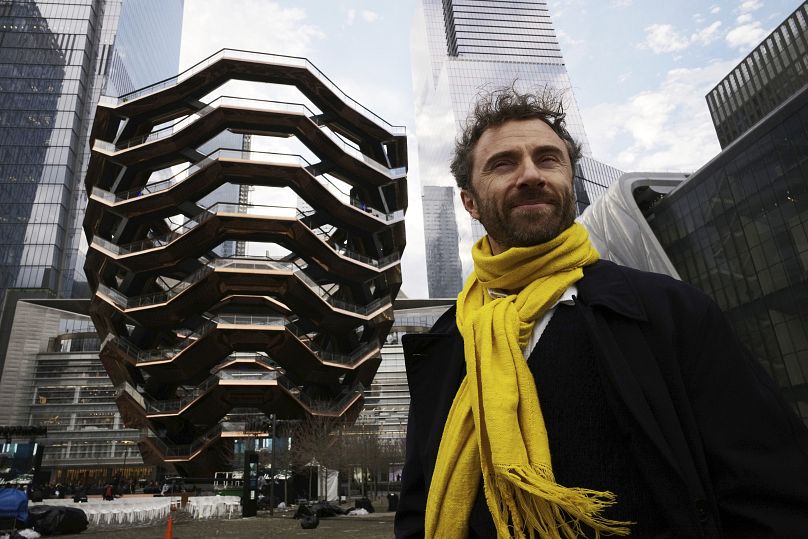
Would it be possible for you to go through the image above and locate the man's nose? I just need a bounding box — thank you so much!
[515,158,546,188]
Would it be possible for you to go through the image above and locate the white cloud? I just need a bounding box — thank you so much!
[399,135,428,298]
[557,29,584,46]
[180,0,325,67]
[546,0,589,20]
[739,0,763,13]
[608,0,633,7]
[640,19,725,53]
[723,0,770,51]
[641,24,692,53]
[336,78,412,135]
[693,21,722,45]
[583,61,736,172]
[360,9,380,23]
[346,8,379,25]
[725,22,767,49]
[710,5,721,14]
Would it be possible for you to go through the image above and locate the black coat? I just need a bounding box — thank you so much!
[395,260,808,538]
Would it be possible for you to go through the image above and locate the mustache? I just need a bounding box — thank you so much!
[508,189,560,207]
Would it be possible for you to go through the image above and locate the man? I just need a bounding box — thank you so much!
[395,87,808,538]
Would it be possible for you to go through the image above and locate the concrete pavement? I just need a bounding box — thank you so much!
[57,509,396,538]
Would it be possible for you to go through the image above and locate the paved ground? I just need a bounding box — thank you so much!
[55,508,396,538]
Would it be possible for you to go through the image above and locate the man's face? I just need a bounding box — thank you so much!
[460,118,576,254]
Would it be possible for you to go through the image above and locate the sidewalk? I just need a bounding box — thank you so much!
[58,510,396,538]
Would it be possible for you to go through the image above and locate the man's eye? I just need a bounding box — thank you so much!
[492,160,512,169]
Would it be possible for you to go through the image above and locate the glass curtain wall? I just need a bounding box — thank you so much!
[706,3,808,148]
[647,87,808,424]
[0,0,183,318]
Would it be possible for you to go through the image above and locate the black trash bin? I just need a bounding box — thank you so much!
[387,493,399,512]
[354,497,375,513]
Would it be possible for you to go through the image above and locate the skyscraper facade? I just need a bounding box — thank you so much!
[649,95,808,424]
[0,0,184,373]
[583,84,808,426]
[0,298,148,484]
[422,185,463,297]
[580,6,808,425]
[706,2,807,149]
[412,0,620,297]
[354,299,453,440]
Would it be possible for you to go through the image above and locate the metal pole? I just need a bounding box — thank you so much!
[269,414,277,516]
[120,442,128,496]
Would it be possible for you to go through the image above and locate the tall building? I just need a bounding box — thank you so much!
[412,0,621,297]
[706,2,808,148]
[581,6,808,425]
[0,298,147,485]
[421,186,463,297]
[0,0,184,374]
[355,298,453,440]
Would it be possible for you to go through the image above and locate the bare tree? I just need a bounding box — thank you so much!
[340,424,382,497]
[286,419,407,502]
[380,436,407,487]
[287,416,345,500]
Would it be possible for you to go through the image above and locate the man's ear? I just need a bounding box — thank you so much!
[460,189,480,220]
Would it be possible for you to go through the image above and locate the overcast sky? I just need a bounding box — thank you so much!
[179,0,802,298]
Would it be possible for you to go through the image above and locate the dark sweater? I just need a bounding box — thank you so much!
[469,304,668,538]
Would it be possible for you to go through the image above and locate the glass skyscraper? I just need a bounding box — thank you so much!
[412,0,621,297]
[648,82,808,426]
[706,2,807,149]
[421,185,463,297]
[650,7,808,423]
[581,6,808,425]
[0,0,184,372]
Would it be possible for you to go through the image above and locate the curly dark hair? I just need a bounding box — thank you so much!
[450,85,582,191]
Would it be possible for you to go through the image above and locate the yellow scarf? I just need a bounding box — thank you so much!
[425,223,632,538]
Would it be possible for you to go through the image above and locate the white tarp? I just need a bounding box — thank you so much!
[579,172,686,278]
[323,467,338,501]
[307,460,339,501]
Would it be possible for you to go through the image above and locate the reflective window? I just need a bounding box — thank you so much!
[648,96,808,423]
[707,4,808,148]
[0,0,183,306]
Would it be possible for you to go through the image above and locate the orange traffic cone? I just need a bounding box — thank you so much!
[163,514,174,539]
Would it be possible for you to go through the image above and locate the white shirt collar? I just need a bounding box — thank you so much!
[524,284,577,355]
[556,284,578,306]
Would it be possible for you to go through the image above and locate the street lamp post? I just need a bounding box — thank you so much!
[269,414,277,516]
[119,440,135,494]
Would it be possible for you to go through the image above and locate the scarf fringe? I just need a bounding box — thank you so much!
[490,465,633,539]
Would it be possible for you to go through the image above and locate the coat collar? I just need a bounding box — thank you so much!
[577,260,648,322]
[418,260,647,340]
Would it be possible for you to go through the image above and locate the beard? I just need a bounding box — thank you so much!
[473,182,577,249]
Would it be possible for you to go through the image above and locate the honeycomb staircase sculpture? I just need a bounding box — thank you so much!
[83,50,407,476]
